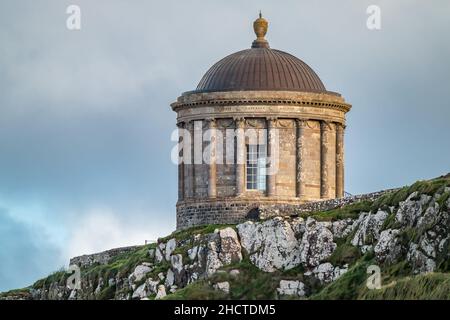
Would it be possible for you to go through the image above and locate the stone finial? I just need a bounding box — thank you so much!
[252,12,270,48]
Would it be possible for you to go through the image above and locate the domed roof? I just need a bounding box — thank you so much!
[195,13,326,94]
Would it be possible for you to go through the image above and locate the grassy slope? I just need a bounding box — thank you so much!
[1,176,449,300]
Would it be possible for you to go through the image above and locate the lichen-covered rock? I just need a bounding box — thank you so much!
[155,247,164,263]
[218,228,242,265]
[165,238,177,261]
[213,281,230,294]
[374,229,402,264]
[132,283,148,300]
[305,263,347,284]
[407,243,436,274]
[351,210,388,247]
[155,285,166,300]
[129,263,152,283]
[395,192,431,227]
[332,218,354,239]
[299,218,336,267]
[277,280,305,297]
[237,217,301,272]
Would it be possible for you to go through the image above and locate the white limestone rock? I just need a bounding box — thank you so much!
[165,238,177,261]
[155,247,164,263]
[351,210,389,247]
[155,285,166,300]
[213,281,230,294]
[237,217,301,272]
[299,218,336,267]
[188,246,198,261]
[129,263,153,283]
[205,239,223,276]
[277,280,305,297]
[229,269,240,278]
[171,254,183,272]
[165,269,174,287]
[132,283,148,300]
[374,229,402,264]
[218,227,243,265]
[146,279,159,294]
[332,218,354,239]
[308,263,348,284]
[395,192,431,227]
[407,243,436,274]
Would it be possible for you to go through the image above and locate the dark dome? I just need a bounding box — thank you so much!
[195,48,326,93]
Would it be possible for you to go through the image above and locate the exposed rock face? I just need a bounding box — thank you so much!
[3,180,449,300]
[237,217,301,272]
[305,263,348,284]
[351,210,389,247]
[277,280,305,297]
[299,218,336,267]
[374,229,401,264]
[213,281,230,293]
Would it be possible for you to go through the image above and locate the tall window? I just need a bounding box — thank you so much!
[246,144,267,191]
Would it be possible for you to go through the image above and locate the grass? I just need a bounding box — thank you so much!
[0,288,31,299]
[358,273,450,300]
[310,254,375,300]
[327,242,361,266]
[300,200,373,222]
[159,224,236,242]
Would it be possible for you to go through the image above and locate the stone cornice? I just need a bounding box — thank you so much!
[171,90,351,114]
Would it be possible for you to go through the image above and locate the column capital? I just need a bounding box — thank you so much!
[266,117,278,128]
[335,122,346,132]
[233,117,246,128]
[295,118,308,128]
[205,118,217,128]
[176,121,185,129]
[320,120,332,131]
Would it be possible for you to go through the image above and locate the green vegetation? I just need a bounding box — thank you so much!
[2,175,448,300]
[159,224,236,242]
[359,273,450,300]
[327,242,361,266]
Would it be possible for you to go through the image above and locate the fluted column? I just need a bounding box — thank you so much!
[335,123,345,198]
[320,121,330,199]
[177,122,185,201]
[295,119,306,198]
[184,121,195,198]
[235,117,246,196]
[207,118,217,198]
[266,117,277,197]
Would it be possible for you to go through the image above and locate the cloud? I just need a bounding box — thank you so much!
[0,208,64,292]
[0,0,449,291]
[66,207,173,259]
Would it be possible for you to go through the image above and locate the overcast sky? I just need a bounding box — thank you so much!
[0,0,449,292]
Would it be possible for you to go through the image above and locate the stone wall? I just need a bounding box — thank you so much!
[259,188,400,218]
[70,246,141,268]
[176,188,399,230]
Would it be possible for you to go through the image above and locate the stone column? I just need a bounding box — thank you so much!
[295,119,306,198]
[207,118,217,198]
[177,122,185,201]
[184,121,195,198]
[335,123,345,198]
[320,121,330,199]
[266,117,277,197]
[235,117,246,196]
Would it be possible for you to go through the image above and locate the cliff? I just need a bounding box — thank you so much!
[1,175,449,300]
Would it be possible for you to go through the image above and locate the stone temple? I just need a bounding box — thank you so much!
[171,14,351,230]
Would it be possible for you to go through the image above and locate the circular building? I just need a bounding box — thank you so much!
[171,14,351,230]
